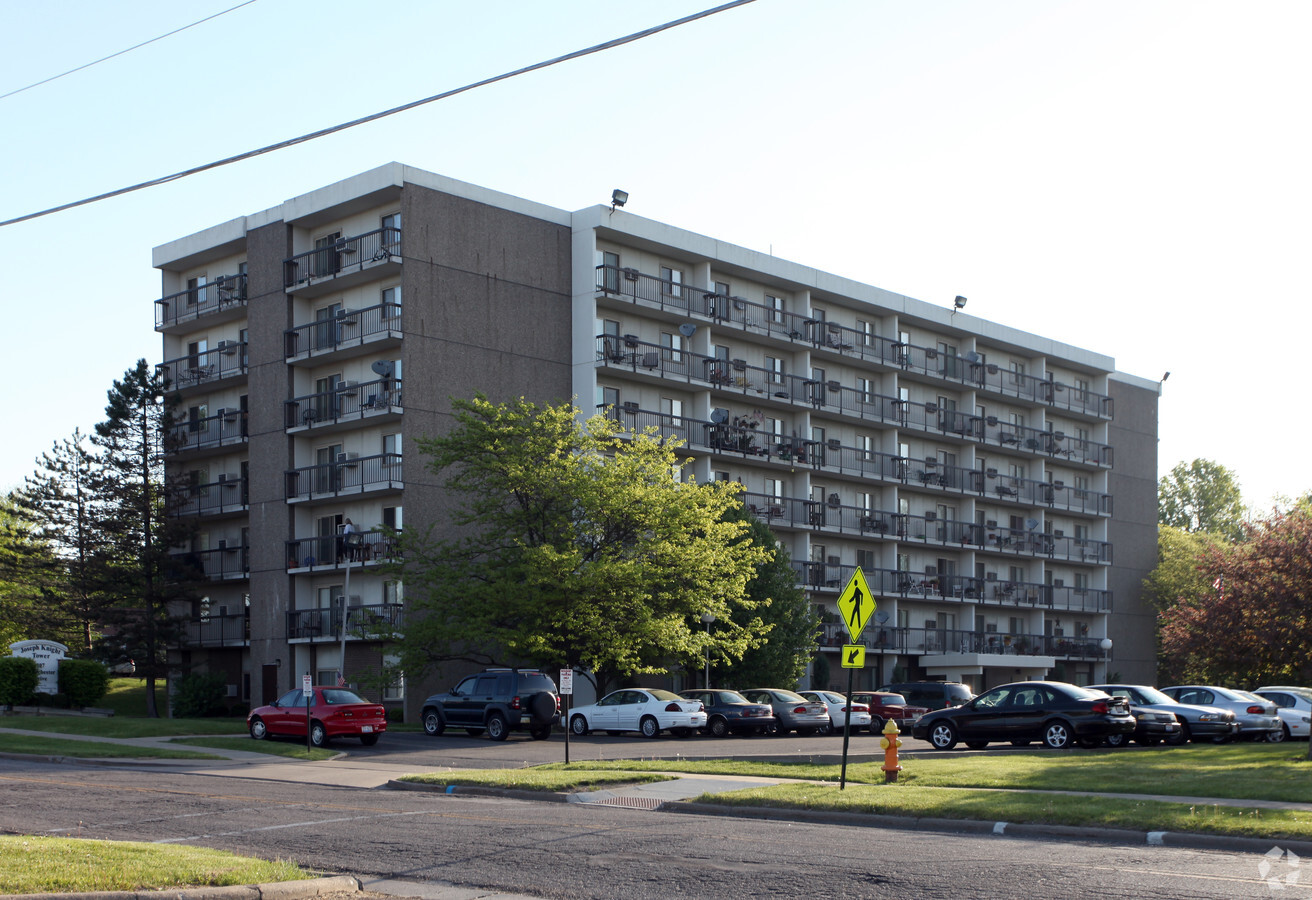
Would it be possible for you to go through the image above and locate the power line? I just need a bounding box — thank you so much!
[0,1,261,102]
[0,0,756,229]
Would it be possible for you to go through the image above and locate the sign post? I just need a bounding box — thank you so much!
[303,674,313,751]
[836,568,876,790]
[559,668,573,765]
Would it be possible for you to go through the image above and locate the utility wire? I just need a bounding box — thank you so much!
[0,1,261,102]
[0,0,756,229]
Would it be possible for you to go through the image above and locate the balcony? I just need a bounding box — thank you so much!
[157,343,247,394]
[286,530,398,570]
[594,264,1114,420]
[284,453,402,503]
[171,546,249,582]
[794,562,1110,611]
[286,377,403,431]
[284,301,402,363]
[287,603,404,641]
[284,227,401,296]
[177,477,247,518]
[185,612,249,648]
[168,408,247,454]
[155,273,248,333]
[819,624,1110,660]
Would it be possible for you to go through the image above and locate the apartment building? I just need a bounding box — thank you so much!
[153,163,1159,714]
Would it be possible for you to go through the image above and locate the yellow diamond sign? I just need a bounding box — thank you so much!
[837,568,876,644]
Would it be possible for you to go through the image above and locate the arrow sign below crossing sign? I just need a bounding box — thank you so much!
[842,644,866,668]
[837,568,876,644]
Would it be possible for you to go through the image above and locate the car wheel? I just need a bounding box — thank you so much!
[928,721,958,751]
[1105,732,1129,748]
[1211,734,1232,744]
[820,722,834,736]
[570,714,589,736]
[360,734,379,746]
[1042,720,1073,749]
[708,717,729,738]
[640,716,661,739]
[309,721,329,748]
[249,717,267,740]
[530,726,551,741]
[1267,726,1289,743]
[485,713,509,741]
[965,740,988,750]
[465,728,484,736]
[868,716,884,735]
[1167,722,1189,745]
[422,708,445,736]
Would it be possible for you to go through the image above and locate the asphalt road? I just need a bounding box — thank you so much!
[0,731,1297,899]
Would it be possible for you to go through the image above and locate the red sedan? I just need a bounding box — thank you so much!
[853,691,930,734]
[248,686,387,747]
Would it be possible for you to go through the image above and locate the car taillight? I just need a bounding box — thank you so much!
[1247,705,1266,715]
[1091,700,1108,714]
[852,704,869,713]
[665,702,682,712]
[510,696,521,710]
[792,706,807,714]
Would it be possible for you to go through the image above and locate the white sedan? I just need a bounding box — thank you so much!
[800,690,873,734]
[566,688,707,738]
[1254,687,1312,741]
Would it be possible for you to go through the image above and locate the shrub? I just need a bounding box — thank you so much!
[386,706,405,723]
[171,672,228,719]
[0,657,39,707]
[59,659,110,709]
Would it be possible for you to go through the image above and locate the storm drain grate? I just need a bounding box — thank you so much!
[586,796,665,810]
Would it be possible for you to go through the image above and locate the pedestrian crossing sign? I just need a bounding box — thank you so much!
[837,568,876,643]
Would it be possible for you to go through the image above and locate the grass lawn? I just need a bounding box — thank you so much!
[0,733,227,759]
[0,836,311,894]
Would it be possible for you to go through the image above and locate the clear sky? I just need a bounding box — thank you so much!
[1,1,1308,511]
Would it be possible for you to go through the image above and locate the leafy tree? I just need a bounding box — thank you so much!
[91,360,197,718]
[1141,526,1227,611]
[389,395,769,696]
[1158,459,1246,541]
[0,493,52,648]
[714,506,819,688]
[1158,508,1312,698]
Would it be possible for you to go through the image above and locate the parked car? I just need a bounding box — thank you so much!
[1159,685,1281,741]
[248,686,386,747]
[566,689,706,738]
[1253,687,1312,741]
[877,681,974,711]
[421,668,560,741]
[679,689,775,737]
[1090,683,1239,745]
[912,680,1135,750]
[799,690,872,734]
[740,688,830,735]
[852,691,930,734]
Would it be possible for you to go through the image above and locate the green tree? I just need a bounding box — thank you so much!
[92,360,197,718]
[0,493,52,648]
[1158,459,1246,541]
[1141,526,1227,611]
[389,395,769,696]
[714,506,819,688]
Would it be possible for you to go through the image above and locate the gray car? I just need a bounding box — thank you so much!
[1090,684,1235,745]
[740,688,830,736]
[1160,685,1281,741]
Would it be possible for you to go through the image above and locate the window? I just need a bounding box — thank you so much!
[382,284,401,318]
[766,294,785,324]
[1010,360,1025,385]
[382,653,404,701]
[857,377,874,404]
[314,374,341,419]
[765,478,783,504]
[314,303,342,350]
[314,232,341,277]
[859,434,875,461]
[596,385,619,410]
[1008,462,1025,480]
[660,332,683,363]
[856,548,877,571]
[766,356,785,384]
[938,341,958,378]
[383,432,402,457]
[382,506,403,530]
[857,319,875,346]
[764,416,783,440]
[381,212,401,250]
[1074,524,1089,543]
[857,491,874,515]
[186,276,206,307]
[660,396,683,420]
[1074,572,1088,590]
[660,266,683,297]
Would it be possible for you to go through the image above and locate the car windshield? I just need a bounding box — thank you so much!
[648,689,683,701]
[881,694,907,705]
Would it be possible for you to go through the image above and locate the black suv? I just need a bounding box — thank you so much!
[421,668,559,741]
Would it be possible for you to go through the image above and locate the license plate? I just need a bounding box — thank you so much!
[361,725,373,733]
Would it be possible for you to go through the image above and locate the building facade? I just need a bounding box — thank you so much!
[153,163,1158,715]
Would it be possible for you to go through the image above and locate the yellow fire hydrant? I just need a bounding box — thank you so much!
[880,718,903,783]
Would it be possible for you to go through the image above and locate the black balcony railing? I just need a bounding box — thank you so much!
[284,301,402,359]
[286,377,403,429]
[155,273,248,330]
[594,264,1115,421]
[285,453,402,501]
[286,604,404,640]
[819,623,1110,659]
[157,343,247,391]
[286,530,398,569]
[168,408,247,452]
[177,478,248,517]
[792,562,1110,611]
[171,546,249,581]
[284,227,401,289]
[186,612,249,648]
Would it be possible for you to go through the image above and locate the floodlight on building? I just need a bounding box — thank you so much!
[611,189,628,210]
[954,295,968,310]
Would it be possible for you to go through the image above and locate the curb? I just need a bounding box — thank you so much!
[0,875,361,900]
[386,778,570,803]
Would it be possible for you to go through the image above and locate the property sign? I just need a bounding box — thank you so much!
[9,640,68,695]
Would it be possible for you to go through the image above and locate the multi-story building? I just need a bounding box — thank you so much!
[152,163,1159,715]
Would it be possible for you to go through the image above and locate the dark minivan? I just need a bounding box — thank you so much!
[877,681,974,711]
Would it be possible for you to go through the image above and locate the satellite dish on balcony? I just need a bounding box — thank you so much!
[370,360,394,377]
[710,408,729,423]
[1025,518,1040,531]
[678,323,697,337]
[965,351,980,363]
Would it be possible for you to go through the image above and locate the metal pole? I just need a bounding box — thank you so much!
[338,551,351,686]
[840,664,854,790]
